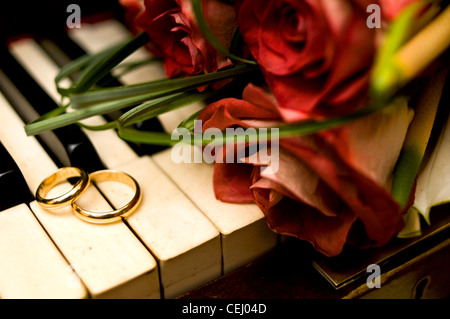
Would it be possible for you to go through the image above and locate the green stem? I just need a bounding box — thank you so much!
[68,32,150,94]
[69,64,257,108]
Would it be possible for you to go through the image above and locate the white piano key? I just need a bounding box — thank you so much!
[0,92,160,298]
[29,200,160,299]
[69,19,277,272]
[68,19,203,133]
[153,148,278,273]
[68,21,225,297]
[8,38,139,169]
[0,68,72,168]
[0,93,59,193]
[96,156,221,298]
[9,26,226,297]
[0,204,87,299]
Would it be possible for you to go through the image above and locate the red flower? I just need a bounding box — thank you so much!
[379,0,421,20]
[119,0,146,34]
[134,0,237,78]
[235,0,415,122]
[199,83,413,256]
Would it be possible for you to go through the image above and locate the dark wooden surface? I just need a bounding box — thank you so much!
[179,207,450,299]
[179,238,346,299]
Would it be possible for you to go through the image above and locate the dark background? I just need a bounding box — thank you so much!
[0,0,125,41]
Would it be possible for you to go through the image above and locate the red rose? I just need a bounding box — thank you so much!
[379,0,421,20]
[199,83,413,256]
[119,0,146,34]
[235,0,413,122]
[134,0,237,78]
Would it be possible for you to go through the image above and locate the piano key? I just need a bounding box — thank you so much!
[0,92,160,298]
[67,19,204,133]
[7,18,276,294]
[0,203,87,299]
[62,22,228,297]
[0,142,34,210]
[8,38,139,169]
[29,199,160,299]
[103,156,221,298]
[153,149,278,273]
[0,93,64,192]
[38,33,166,156]
[9,29,224,297]
[69,19,278,273]
[0,49,104,173]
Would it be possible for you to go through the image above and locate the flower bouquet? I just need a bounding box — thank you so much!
[25,0,450,257]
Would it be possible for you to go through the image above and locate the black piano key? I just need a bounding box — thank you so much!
[0,45,105,173]
[38,32,167,156]
[0,1,125,41]
[0,142,34,211]
[0,68,68,168]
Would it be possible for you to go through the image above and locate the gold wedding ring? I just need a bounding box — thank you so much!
[36,167,90,209]
[71,169,142,224]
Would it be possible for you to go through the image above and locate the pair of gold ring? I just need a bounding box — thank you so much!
[36,167,141,224]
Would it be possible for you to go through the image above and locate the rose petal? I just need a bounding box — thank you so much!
[328,100,414,190]
[237,0,378,119]
[379,0,420,20]
[249,147,340,216]
[119,0,146,33]
[281,136,404,247]
[137,0,236,77]
[253,189,356,256]
[213,146,255,203]
[198,84,282,130]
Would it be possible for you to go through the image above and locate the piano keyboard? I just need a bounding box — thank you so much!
[0,18,278,298]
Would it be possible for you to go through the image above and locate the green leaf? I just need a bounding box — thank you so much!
[118,127,176,146]
[68,32,150,94]
[111,58,160,79]
[25,91,158,136]
[185,99,396,147]
[178,110,202,131]
[59,92,395,149]
[55,42,123,95]
[77,120,119,131]
[391,146,423,208]
[69,63,257,108]
[25,64,256,136]
[118,91,210,128]
[370,0,423,105]
[277,100,393,139]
